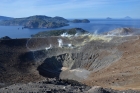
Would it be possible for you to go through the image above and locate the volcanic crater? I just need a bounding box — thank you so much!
[0,34,140,92]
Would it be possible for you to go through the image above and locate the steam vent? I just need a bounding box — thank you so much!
[0,35,140,92]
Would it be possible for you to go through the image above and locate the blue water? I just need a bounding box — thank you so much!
[0,19,140,38]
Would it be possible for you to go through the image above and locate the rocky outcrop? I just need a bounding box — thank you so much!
[71,19,90,23]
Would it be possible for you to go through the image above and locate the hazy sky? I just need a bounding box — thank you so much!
[0,0,140,18]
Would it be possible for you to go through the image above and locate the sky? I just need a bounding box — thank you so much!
[0,0,140,18]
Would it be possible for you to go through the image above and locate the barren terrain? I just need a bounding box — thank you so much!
[0,35,140,92]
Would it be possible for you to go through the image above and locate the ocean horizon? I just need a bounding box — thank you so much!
[0,19,140,38]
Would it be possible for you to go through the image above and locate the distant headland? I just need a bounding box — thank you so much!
[0,15,69,28]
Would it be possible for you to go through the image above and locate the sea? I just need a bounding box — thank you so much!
[0,19,140,38]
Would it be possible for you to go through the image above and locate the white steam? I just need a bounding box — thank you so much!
[58,39,63,48]
[45,44,52,50]
[68,44,72,47]
[60,32,80,37]
[61,33,72,37]
[57,39,73,48]
[75,33,79,36]
[94,30,98,35]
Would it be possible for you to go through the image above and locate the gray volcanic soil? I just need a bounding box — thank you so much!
[0,35,140,92]
[0,79,139,93]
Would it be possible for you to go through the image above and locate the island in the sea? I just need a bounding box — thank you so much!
[31,28,89,37]
[0,15,69,28]
[124,16,132,19]
[71,19,90,23]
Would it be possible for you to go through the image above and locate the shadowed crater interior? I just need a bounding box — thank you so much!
[37,56,63,78]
